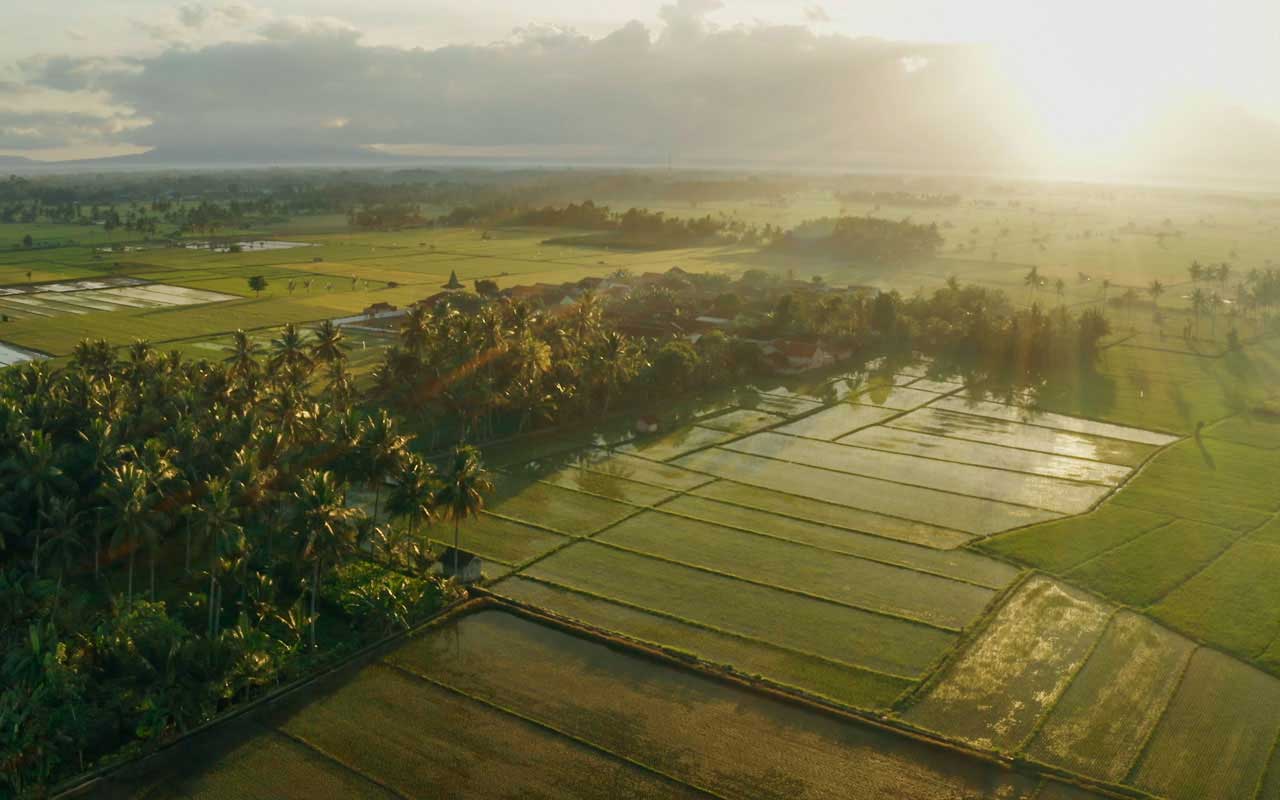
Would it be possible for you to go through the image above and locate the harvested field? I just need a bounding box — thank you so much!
[1130,648,1280,800]
[902,576,1112,752]
[1025,611,1194,782]
[522,542,956,677]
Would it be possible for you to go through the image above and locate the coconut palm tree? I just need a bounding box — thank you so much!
[359,410,408,523]
[225,329,262,384]
[101,462,153,608]
[434,445,493,578]
[1190,288,1208,338]
[294,471,362,649]
[310,320,346,368]
[386,456,438,546]
[269,323,314,384]
[197,479,242,637]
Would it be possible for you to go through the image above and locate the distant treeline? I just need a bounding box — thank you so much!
[770,216,943,263]
[835,191,961,208]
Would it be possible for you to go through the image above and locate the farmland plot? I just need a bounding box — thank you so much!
[523,542,956,677]
[597,511,1000,628]
[526,465,677,506]
[658,494,1018,587]
[493,576,912,709]
[1130,648,1280,800]
[890,407,1158,467]
[1065,519,1240,607]
[574,449,714,490]
[486,477,636,535]
[902,576,1112,752]
[690,480,975,548]
[387,609,1046,800]
[618,425,736,461]
[697,407,785,434]
[675,447,1062,534]
[837,426,1132,484]
[1025,611,1194,782]
[430,513,568,567]
[982,504,1172,572]
[848,385,943,410]
[927,396,1181,445]
[723,432,1111,513]
[747,392,823,416]
[774,403,900,440]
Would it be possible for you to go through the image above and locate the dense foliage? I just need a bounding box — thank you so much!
[0,330,478,795]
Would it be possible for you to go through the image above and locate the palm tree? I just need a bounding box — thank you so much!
[434,445,493,578]
[400,304,432,357]
[198,479,242,637]
[225,329,262,384]
[294,471,362,649]
[1054,278,1065,307]
[269,323,314,383]
[594,330,639,415]
[34,496,84,584]
[1148,280,1165,304]
[386,456,438,551]
[359,410,408,523]
[310,320,346,368]
[1190,288,1208,338]
[1189,261,1203,285]
[102,463,152,608]
[1023,266,1041,304]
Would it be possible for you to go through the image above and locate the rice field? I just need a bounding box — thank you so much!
[1129,648,1280,800]
[1024,611,1195,782]
[902,576,1113,752]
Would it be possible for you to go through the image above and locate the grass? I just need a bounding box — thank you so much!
[1024,611,1194,783]
[691,479,975,548]
[1151,540,1280,660]
[1129,648,1280,800]
[522,541,957,678]
[493,576,911,710]
[982,504,1172,572]
[902,576,1112,753]
[1064,519,1241,608]
[387,609,1044,800]
[596,511,999,629]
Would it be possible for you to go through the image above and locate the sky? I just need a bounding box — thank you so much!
[2,0,1279,179]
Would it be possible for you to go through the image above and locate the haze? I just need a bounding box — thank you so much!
[3,0,1280,182]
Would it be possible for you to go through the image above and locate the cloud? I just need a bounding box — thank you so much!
[178,3,210,29]
[803,4,830,24]
[14,8,1276,175]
